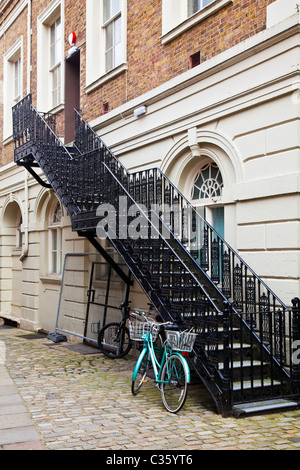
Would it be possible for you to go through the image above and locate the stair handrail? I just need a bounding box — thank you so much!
[101,160,223,313]
[13,95,74,161]
[30,103,74,160]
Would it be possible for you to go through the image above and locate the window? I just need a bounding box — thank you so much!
[14,57,22,101]
[103,0,122,73]
[188,0,215,16]
[161,0,233,44]
[189,160,225,245]
[48,201,63,275]
[3,37,23,139]
[50,17,62,107]
[191,161,223,203]
[37,0,63,112]
[86,0,127,92]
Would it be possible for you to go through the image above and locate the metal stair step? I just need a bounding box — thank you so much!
[232,379,281,391]
[206,342,251,351]
[218,360,264,369]
[232,399,300,417]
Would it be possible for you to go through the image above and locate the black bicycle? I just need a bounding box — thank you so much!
[97,304,162,359]
[97,303,132,358]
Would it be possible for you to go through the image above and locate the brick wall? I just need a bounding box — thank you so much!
[0,0,277,165]
[81,0,277,122]
[0,0,28,166]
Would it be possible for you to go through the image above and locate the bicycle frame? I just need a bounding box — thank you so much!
[132,332,190,385]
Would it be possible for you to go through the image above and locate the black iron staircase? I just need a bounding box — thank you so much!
[13,94,300,416]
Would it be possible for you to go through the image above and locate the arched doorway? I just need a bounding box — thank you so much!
[1,200,23,322]
[189,157,224,238]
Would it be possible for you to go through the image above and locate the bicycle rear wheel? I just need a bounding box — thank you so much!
[161,354,188,413]
[98,322,132,359]
[131,348,149,395]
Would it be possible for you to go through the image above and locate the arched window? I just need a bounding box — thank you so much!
[48,200,63,275]
[189,159,224,239]
[191,161,223,204]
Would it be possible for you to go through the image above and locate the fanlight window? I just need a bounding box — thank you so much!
[191,162,223,203]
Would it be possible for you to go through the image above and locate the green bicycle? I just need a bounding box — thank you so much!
[129,316,197,413]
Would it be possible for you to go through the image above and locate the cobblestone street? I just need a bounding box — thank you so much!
[1,325,300,451]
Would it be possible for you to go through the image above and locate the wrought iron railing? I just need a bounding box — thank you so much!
[74,108,300,406]
[12,95,300,415]
[73,109,295,369]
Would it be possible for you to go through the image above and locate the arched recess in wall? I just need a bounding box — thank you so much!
[34,187,52,230]
[0,195,24,322]
[34,188,66,278]
[160,129,243,245]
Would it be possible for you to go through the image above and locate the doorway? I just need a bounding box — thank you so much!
[64,48,80,144]
[211,206,224,239]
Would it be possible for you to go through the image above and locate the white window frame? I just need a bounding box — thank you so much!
[86,0,127,93]
[188,0,215,16]
[102,0,122,74]
[186,157,225,243]
[161,0,233,44]
[50,17,62,108]
[37,0,64,113]
[48,201,63,276]
[190,159,224,205]
[3,37,23,140]
[14,57,22,102]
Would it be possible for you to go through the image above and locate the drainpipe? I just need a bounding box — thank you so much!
[27,0,31,94]
[19,169,29,261]
[19,0,31,262]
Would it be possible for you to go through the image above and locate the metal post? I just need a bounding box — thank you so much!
[221,301,231,416]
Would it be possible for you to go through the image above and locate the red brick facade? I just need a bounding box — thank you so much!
[0,0,276,165]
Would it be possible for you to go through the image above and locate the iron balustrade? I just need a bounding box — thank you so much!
[12,94,300,415]
[73,108,295,373]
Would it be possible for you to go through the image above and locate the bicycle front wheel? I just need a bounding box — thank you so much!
[98,322,132,359]
[161,354,188,413]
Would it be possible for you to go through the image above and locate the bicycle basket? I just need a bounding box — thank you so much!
[129,320,160,342]
[166,330,197,352]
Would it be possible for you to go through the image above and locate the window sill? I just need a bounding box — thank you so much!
[47,103,64,115]
[40,276,62,285]
[3,134,14,146]
[161,0,233,45]
[85,63,128,95]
